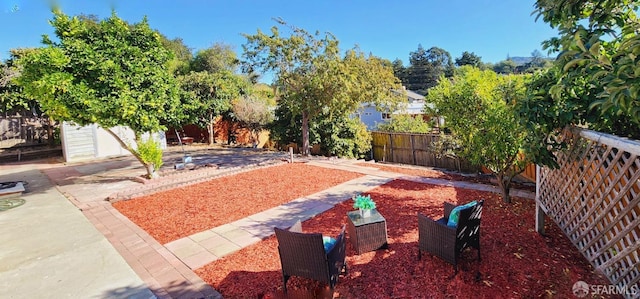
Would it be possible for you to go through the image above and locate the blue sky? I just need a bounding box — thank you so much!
[1,0,558,67]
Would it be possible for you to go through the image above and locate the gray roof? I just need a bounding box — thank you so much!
[392,88,425,102]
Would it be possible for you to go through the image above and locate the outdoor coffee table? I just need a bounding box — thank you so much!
[346,209,388,254]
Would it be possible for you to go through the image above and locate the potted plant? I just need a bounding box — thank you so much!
[353,194,376,218]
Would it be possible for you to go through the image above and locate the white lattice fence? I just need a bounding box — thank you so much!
[536,128,640,298]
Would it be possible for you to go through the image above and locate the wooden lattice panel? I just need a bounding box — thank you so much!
[538,128,640,298]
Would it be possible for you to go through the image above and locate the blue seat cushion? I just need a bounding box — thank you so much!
[323,236,337,252]
[447,201,478,228]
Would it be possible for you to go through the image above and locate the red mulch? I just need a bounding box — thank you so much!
[114,162,614,298]
[193,177,613,298]
[112,163,363,244]
[354,162,470,182]
[355,162,537,192]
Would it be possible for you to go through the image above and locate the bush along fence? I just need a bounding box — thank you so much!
[536,127,640,298]
[370,131,479,173]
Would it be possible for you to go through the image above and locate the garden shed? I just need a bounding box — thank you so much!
[60,122,166,163]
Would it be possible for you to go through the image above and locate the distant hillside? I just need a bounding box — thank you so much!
[507,56,555,65]
[509,57,533,66]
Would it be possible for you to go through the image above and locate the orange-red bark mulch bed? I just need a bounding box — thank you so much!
[113,163,363,244]
[354,162,470,182]
[194,180,613,298]
[114,162,614,298]
[355,162,536,192]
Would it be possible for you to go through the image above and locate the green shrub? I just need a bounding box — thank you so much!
[268,105,371,159]
[376,114,431,133]
[318,116,371,159]
[135,137,163,170]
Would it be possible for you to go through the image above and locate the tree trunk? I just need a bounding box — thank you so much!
[301,111,310,156]
[208,112,214,145]
[496,171,512,203]
[104,128,158,179]
[48,116,55,147]
[146,163,159,179]
[252,129,259,148]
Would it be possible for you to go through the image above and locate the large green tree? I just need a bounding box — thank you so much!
[534,0,640,126]
[402,45,455,95]
[493,59,518,74]
[427,66,530,203]
[242,20,402,156]
[177,69,248,145]
[455,51,483,68]
[391,58,406,83]
[174,43,249,145]
[160,36,192,75]
[518,1,640,168]
[17,10,181,178]
[190,43,239,73]
[268,104,372,158]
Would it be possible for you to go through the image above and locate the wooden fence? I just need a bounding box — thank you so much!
[536,128,640,298]
[520,162,537,182]
[0,115,51,148]
[370,131,479,173]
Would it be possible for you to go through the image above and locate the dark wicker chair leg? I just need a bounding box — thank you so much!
[475,249,482,282]
[418,248,422,260]
[283,274,290,293]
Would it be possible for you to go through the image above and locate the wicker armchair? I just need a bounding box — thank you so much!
[418,200,484,273]
[274,221,347,293]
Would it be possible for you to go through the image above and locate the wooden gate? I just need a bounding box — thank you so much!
[536,128,640,298]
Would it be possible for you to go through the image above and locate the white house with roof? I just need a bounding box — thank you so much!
[356,88,440,131]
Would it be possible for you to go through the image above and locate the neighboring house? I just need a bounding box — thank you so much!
[356,87,441,130]
[60,122,166,163]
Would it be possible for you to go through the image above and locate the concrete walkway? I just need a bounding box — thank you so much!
[0,146,535,299]
[0,162,155,299]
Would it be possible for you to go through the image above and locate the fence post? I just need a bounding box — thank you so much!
[535,164,545,234]
[382,144,386,162]
[289,147,294,163]
[388,133,394,163]
[410,134,416,165]
[535,202,546,234]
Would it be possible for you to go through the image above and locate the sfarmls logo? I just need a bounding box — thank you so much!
[572,281,638,298]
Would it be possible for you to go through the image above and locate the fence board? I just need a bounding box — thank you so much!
[537,127,640,299]
[370,131,478,173]
[0,116,51,148]
[520,163,537,182]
